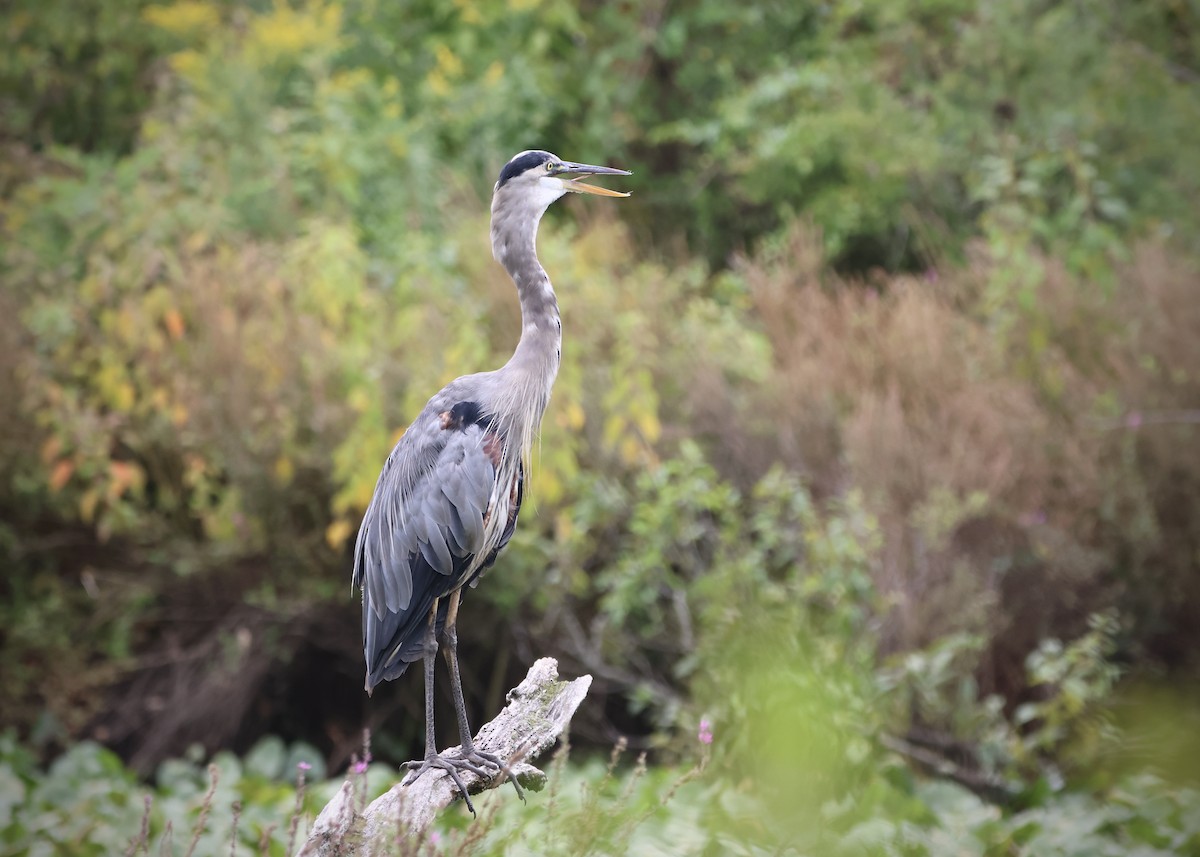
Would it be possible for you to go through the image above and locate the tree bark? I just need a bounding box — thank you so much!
[298,658,592,856]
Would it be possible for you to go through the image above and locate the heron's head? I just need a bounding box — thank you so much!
[492,150,631,218]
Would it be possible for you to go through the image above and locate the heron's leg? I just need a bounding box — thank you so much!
[441,589,474,745]
[441,589,526,803]
[419,599,440,759]
[401,600,476,812]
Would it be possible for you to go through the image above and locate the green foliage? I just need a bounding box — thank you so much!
[5,681,1200,856]
[836,774,1200,857]
[1,0,166,155]
[2,0,1200,855]
[0,734,332,856]
[878,612,1126,803]
[1017,614,1122,762]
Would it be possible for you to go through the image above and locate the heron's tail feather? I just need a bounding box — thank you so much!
[362,588,450,694]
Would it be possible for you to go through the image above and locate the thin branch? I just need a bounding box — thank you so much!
[1088,410,1200,431]
[1125,41,1200,87]
[880,734,1020,806]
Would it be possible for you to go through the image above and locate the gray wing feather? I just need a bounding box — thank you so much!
[464,451,494,505]
[417,515,453,575]
[441,496,471,556]
[441,462,486,555]
[383,516,412,612]
[423,484,466,555]
[354,408,495,626]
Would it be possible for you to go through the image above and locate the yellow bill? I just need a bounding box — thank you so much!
[561,178,631,197]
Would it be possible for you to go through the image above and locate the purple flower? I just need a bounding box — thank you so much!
[297,761,312,772]
[698,718,713,745]
[430,831,442,846]
[1020,509,1047,527]
[1126,410,1143,429]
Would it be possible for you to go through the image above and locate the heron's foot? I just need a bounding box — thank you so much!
[401,750,511,816]
[452,747,526,804]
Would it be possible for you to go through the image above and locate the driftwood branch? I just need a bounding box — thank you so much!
[298,658,592,856]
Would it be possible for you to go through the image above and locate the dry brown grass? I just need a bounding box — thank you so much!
[1106,243,1200,663]
[712,225,1200,690]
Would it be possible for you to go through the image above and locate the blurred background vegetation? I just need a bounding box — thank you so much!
[2,0,1200,853]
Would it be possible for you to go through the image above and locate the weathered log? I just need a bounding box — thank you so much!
[298,658,592,856]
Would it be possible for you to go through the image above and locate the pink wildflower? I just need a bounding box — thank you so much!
[297,761,312,772]
[698,718,713,745]
[350,750,372,775]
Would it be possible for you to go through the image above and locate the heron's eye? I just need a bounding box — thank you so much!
[546,162,559,173]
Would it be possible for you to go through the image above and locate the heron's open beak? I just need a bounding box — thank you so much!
[552,161,632,197]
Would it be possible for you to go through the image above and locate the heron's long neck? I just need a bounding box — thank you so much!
[490,203,562,449]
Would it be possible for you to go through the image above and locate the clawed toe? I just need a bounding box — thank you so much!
[402,749,521,816]
[458,749,526,803]
[402,754,478,814]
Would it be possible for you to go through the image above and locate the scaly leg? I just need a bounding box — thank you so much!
[441,589,526,802]
[401,598,475,812]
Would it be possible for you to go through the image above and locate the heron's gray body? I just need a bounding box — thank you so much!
[352,151,626,695]
[352,367,540,689]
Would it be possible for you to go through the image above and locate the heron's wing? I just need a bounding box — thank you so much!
[469,461,524,587]
[352,411,516,689]
[356,426,491,612]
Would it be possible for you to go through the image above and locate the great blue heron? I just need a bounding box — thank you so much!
[352,150,630,811]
